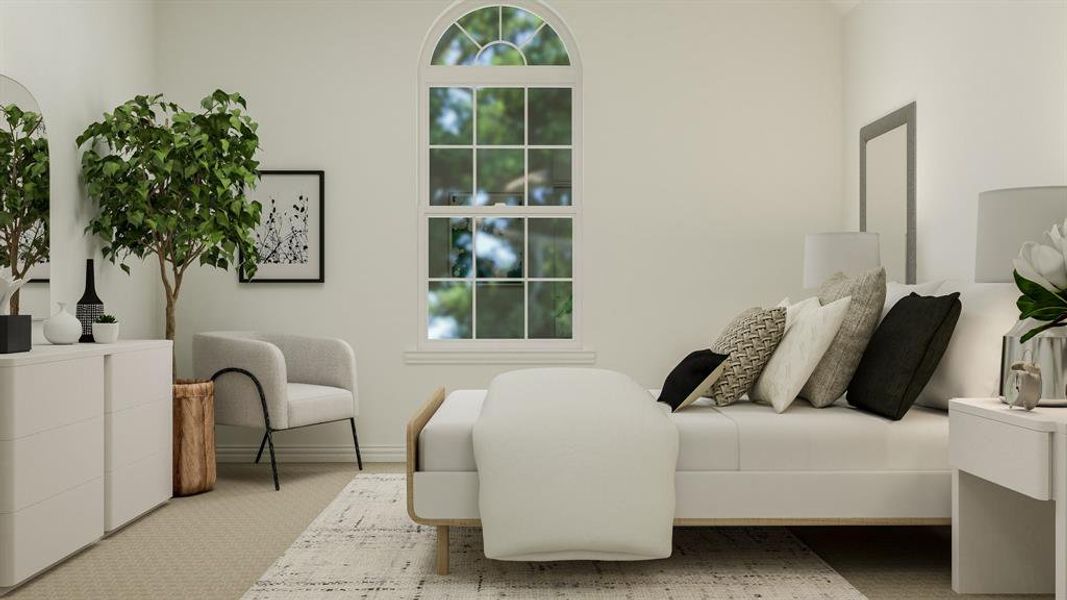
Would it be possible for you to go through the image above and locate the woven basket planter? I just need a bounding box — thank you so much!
[173,379,216,496]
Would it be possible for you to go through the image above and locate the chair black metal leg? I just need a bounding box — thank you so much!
[349,418,363,470]
[265,430,280,491]
[255,431,268,464]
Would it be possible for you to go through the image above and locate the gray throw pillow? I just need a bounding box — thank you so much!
[800,267,887,407]
[704,307,787,407]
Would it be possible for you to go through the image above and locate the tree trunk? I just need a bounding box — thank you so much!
[165,290,177,341]
[8,289,18,316]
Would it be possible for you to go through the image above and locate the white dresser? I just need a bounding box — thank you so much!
[0,340,173,593]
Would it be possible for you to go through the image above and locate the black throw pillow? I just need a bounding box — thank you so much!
[847,292,962,420]
[658,349,730,412]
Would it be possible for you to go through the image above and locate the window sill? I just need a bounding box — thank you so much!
[403,349,596,365]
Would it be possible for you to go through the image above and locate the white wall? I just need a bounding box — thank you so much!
[155,0,844,459]
[0,0,163,337]
[842,0,1067,282]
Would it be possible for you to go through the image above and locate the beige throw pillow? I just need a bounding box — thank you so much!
[800,267,887,408]
[704,306,787,407]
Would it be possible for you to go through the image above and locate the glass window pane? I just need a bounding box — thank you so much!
[476,282,524,339]
[431,24,479,65]
[457,6,499,46]
[529,218,572,278]
[429,88,472,145]
[476,217,523,278]
[429,281,472,339]
[476,149,524,206]
[528,149,571,206]
[528,88,571,145]
[429,149,472,206]
[522,25,570,65]
[502,6,543,46]
[428,218,472,278]
[475,43,525,66]
[477,88,524,145]
[529,281,572,339]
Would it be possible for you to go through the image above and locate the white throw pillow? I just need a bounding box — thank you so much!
[881,280,944,323]
[751,296,852,413]
[914,280,1019,410]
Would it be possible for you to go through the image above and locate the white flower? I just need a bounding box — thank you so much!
[1014,221,1067,293]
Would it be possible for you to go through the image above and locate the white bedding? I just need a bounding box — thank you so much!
[471,368,679,561]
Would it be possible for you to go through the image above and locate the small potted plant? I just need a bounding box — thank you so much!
[92,314,119,344]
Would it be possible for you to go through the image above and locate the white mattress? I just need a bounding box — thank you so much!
[418,390,949,473]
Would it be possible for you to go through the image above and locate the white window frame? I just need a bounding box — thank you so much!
[414,1,584,355]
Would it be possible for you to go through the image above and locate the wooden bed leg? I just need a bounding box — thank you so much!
[436,526,450,575]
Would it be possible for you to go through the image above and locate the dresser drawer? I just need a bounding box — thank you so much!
[0,357,104,440]
[0,416,104,513]
[105,399,171,472]
[950,411,1052,500]
[0,477,103,587]
[105,450,171,533]
[105,347,172,413]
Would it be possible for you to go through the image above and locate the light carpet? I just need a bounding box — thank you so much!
[244,474,866,599]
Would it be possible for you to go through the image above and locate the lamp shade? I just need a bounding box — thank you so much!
[804,232,881,288]
[975,186,1067,283]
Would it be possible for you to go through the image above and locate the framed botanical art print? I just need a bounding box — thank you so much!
[240,170,325,283]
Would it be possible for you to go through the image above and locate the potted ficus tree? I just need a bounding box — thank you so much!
[79,90,262,495]
[78,90,262,347]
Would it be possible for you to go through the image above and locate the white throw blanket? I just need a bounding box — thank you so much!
[472,368,679,561]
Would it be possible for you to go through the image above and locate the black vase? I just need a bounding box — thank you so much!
[76,259,104,343]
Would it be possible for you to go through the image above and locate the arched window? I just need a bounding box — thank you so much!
[418,2,580,348]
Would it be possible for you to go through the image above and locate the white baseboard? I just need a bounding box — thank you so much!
[216,444,405,463]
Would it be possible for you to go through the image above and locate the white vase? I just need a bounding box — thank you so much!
[44,302,82,345]
[92,322,120,344]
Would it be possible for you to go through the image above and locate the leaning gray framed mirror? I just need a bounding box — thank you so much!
[860,102,915,284]
[0,75,50,317]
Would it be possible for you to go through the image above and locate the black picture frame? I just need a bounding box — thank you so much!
[240,170,325,283]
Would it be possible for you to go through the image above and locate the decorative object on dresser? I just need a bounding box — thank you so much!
[0,75,50,316]
[0,341,172,594]
[92,314,119,344]
[192,332,361,491]
[239,170,325,283]
[657,349,729,411]
[0,275,29,353]
[172,379,216,496]
[43,302,81,344]
[76,258,104,342]
[800,266,886,408]
[949,398,1067,596]
[974,186,1067,407]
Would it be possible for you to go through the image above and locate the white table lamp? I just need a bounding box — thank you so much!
[975,186,1067,283]
[803,232,881,289]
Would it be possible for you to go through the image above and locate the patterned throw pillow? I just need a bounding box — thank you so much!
[800,267,887,408]
[704,307,787,407]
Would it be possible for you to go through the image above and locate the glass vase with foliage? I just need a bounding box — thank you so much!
[0,104,49,314]
[77,90,262,342]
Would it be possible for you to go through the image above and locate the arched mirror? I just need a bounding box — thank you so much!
[0,75,49,317]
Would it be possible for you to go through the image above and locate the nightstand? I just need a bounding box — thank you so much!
[949,397,1067,597]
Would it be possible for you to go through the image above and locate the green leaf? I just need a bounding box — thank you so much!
[1015,270,1067,306]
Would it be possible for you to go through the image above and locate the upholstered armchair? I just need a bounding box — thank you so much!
[193,331,361,490]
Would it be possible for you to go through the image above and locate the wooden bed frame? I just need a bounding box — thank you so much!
[406,387,949,575]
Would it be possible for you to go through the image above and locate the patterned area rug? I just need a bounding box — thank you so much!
[244,474,866,599]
